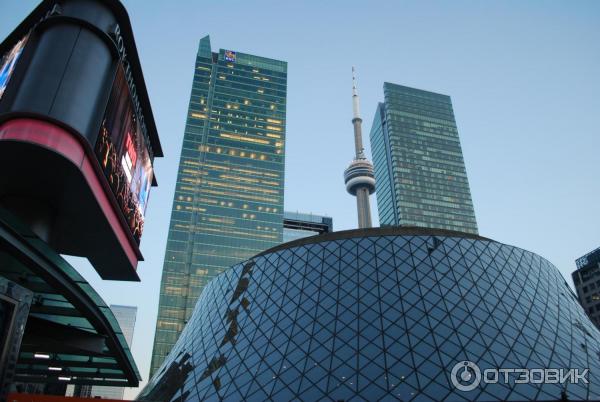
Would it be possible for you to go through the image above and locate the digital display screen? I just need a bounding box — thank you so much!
[0,35,28,100]
[224,50,236,62]
[95,65,153,244]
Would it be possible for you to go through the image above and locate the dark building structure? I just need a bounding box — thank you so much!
[0,0,162,394]
[150,36,287,376]
[573,246,600,329]
[0,277,32,396]
[139,227,600,401]
[370,83,478,234]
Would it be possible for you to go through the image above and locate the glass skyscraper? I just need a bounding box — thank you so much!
[370,83,478,234]
[150,36,287,376]
[283,211,333,243]
[572,246,600,330]
[111,305,137,346]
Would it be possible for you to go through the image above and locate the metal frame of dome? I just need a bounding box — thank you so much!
[260,225,489,256]
[140,226,598,401]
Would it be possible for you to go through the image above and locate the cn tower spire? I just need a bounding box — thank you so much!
[352,67,360,119]
[351,66,364,157]
[344,67,376,228]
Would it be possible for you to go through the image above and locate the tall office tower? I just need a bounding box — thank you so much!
[343,68,376,228]
[572,247,600,330]
[370,83,478,234]
[111,305,137,346]
[150,36,287,376]
[283,211,333,243]
[70,305,137,399]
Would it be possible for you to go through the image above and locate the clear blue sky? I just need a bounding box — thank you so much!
[2,1,599,396]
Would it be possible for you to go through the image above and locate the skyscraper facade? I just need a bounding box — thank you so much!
[150,36,287,376]
[370,83,478,234]
[572,246,600,330]
[111,305,137,346]
[283,211,333,243]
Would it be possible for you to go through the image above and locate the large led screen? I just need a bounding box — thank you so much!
[0,35,28,100]
[95,65,153,244]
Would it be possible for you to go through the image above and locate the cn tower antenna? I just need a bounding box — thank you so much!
[343,67,376,228]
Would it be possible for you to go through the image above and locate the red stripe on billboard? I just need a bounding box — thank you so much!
[0,118,138,270]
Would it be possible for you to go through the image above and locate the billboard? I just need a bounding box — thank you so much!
[95,65,153,244]
[224,50,236,63]
[0,35,28,100]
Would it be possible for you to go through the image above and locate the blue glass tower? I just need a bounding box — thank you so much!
[150,36,287,375]
[370,83,478,234]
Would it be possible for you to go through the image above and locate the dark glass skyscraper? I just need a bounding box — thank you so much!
[150,36,287,376]
[572,246,600,330]
[370,83,478,234]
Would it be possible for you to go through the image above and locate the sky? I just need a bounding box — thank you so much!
[1,0,599,397]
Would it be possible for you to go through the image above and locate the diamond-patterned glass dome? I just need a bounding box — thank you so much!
[139,228,600,401]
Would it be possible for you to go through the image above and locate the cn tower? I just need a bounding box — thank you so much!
[344,67,376,228]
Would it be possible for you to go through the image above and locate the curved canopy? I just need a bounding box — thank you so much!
[0,207,140,387]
